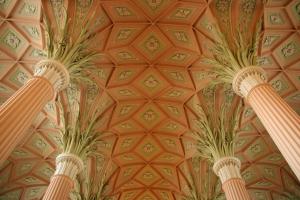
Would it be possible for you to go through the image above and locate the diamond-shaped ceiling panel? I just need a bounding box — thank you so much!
[0,0,300,199]
[132,26,172,62]
[135,135,163,162]
[133,102,167,130]
[132,0,177,21]
[135,165,162,186]
[107,23,148,49]
[133,67,171,98]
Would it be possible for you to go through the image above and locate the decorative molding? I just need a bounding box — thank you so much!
[213,156,242,184]
[54,153,84,180]
[34,59,70,92]
[232,66,267,98]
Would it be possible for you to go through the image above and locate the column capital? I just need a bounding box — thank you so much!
[55,153,84,180]
[34,59,70,92]
[213,156,242,184]
[232,66,267,98]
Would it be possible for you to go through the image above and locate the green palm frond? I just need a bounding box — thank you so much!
[193,90,242,163]
[283,192,300,200]
[43,4,100,84]
[59,108,104,161]
[71,159,112,200]
[182,158,224,200]
[58,83,105,161]
[204,20,262,85]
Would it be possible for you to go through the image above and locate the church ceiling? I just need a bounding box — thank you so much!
[0,0,300,199]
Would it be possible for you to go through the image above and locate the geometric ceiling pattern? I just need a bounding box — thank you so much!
[0,0,300,199]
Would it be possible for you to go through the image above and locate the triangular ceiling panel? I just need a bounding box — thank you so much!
[115,164,145,189]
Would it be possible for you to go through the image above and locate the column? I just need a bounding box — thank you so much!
[43,153,84,200]
[232,66,300,181]
[0,59,69,164]
[213,157,251,200]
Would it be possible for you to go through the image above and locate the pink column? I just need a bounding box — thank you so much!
[43,153,84,200]
[213,157,251,200]
[222,178,250,200]
[0,60,69,164]
[233,66,300,181]
[42,175,73,200]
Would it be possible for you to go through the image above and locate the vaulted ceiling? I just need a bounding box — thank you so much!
[0,0,300,199]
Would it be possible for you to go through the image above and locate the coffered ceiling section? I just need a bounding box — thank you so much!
[0,0,300,200]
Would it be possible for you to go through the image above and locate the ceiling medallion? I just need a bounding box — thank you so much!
[118,51,134,60]
[167,105,179,115]
[144,75,159,88]
[3,31,21,49]
[14,70,29,85]
[12,149,27,157]
[122,155,134,161]
[145,0,163,10]
[120,105,133,116]
[120,123,132,129]
[271,79,285,93]
[121,138,133,148]
[173,31,188,42]
[281,42,297,58]
[163,167,172,176]
[34,139,47,149]
[164,139,176,147]
[117,29,133,40]
[167,90,183,97]
[142,109,157,122]
[263,35,279,47]
[166,123,177,130]
[269,13,284,25]
[143,171,154,179]
[20,3,37,15]
[118,70,133,80]
[291,93,300,101]
[171,53,186,61]
[173,8,192,19]
[269,154,282,161]
[144,36,160,53]
[163,155,174,160]
[143,143,155,153]
[142,195,153,200]
[123,168,133,177]
[115,7,133,16]
[119,89,134,96]
[31,49,46,58]
[170,72,184,81]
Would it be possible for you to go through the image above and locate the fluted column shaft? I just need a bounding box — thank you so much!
[247,84,300,180]
[0,77,53,164]
[42,175,73,200]
[222,178,250,200]
[43,153,84,200]
[0,60,69,165]
[213,157,251,200]
[233,66,300,181]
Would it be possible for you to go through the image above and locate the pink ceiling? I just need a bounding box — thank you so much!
[0,0,300,199]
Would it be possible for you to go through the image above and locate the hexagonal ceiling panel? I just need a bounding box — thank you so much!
[0,0,300,199]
